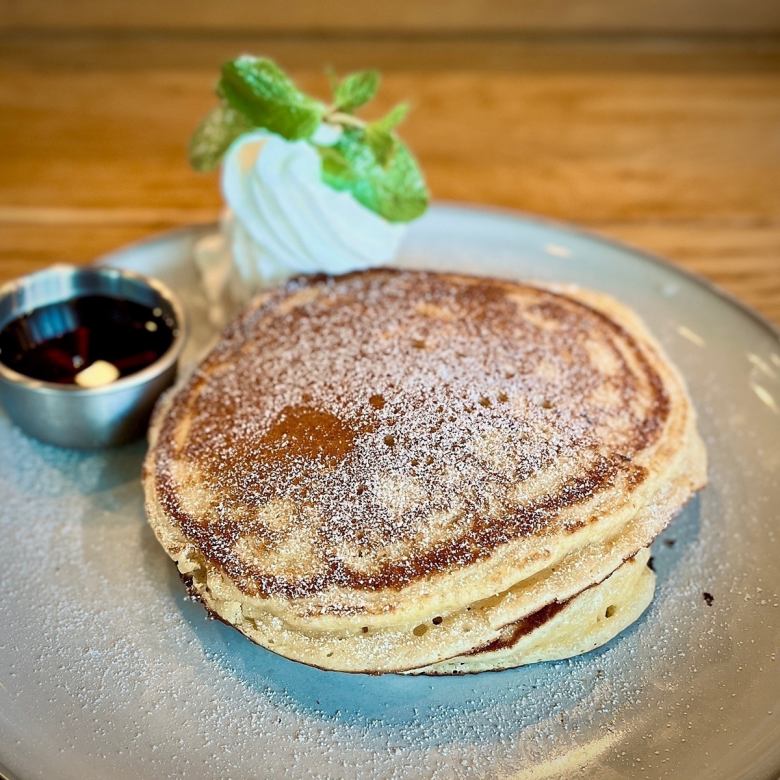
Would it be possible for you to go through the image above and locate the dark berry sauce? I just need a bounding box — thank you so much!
[0,295,175,384]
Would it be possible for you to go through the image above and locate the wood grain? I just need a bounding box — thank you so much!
[1,34,778,323]
[2,0,779,34]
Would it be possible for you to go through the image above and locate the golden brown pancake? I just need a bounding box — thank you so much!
[144,269,706,673]
[409,547,656,675]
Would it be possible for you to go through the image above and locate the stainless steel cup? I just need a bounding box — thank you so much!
[0,264,186,448]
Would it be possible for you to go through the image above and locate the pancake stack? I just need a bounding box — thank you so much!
[144,269,706,674]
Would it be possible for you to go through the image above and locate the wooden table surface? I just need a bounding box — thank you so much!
[1,34,779,323]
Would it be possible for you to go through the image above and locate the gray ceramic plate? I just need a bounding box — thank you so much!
[1,205,778,780]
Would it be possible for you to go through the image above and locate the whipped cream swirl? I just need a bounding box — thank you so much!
[194,129,407,322]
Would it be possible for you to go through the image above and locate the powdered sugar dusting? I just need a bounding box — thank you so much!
[1,217,778,779]
[0,419,775,780]
[154,270,668,600]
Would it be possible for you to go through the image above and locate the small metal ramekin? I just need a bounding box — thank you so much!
[0,264,186,448]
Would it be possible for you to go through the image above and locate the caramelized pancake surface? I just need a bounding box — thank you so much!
[145,269,705,672]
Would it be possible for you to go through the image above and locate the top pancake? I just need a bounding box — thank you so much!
[145,269,695,633]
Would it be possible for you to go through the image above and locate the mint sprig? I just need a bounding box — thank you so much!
[319,129,427,223]
[189,104,253,172]
[365,102,408,166]
[190,55,428,223]
[332,69,379,112]
[219,57,325,140]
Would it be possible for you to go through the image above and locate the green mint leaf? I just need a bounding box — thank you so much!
[332,69,380,112]
[219,56,324,140]
[364,103,409,165]
[316,145,353,180]
[364,127,396,167]
[372,102,409,133]
[319,128,428,222]
[188,103,253,171]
